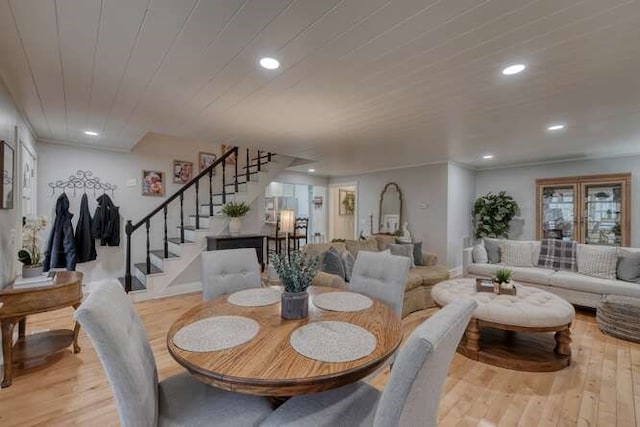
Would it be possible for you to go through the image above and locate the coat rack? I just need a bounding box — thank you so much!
[49,170,117,197]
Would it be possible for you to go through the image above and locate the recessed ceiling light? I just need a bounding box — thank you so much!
[547,124,566,131]
[308,168,315,173]
[84,130,99,136]
[482,154,494,160]
[259,57,280,70]
[502,64,526,75]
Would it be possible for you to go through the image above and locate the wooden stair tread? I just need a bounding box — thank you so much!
[149,250,179,259]
[118,276,146,292]
[168,237,195,244]
[134,263,163,275]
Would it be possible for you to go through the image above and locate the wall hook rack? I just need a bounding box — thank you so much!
[49,170,117,197]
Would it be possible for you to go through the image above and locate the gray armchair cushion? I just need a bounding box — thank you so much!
[260,381,380,427]
[350,251,411,316]
[159,372,273,427]
[322,246,346,279]
[201,248,262,301]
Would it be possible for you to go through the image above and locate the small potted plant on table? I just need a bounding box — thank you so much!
[221,201,250,234]
[493,268,515,295]
[269,251,318,320]
[18,216,47,278]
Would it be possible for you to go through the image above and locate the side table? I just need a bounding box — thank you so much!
[0,271,83,388]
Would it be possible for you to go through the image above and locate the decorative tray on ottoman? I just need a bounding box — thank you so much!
[475,278,517,296]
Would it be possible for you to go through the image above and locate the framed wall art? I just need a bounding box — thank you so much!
[221,144,236,165]
[1,141,14,209]
[199,152,217,173]
[173,160,194,184]
[142,170,164,197]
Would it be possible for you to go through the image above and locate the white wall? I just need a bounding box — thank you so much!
[37,135,226,283]
[447,163,475,272]
[330,164,450,266]
[475,155,640,247]
[0,79,37,286]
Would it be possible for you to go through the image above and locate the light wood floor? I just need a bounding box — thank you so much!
[1,293,639,427]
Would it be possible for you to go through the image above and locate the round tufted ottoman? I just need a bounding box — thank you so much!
[432,278,575,372]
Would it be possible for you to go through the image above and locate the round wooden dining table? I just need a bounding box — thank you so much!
[166,286,402,397]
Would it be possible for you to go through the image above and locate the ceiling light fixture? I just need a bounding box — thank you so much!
[84,130,99,136]
[502,64,526,75]
[308,169,315,173]
[482,154,494,160]
[259,57,280,70]
[547,124,566,131]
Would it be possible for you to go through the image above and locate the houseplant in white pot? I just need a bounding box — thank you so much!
[269,251,318,320]
[221,201,250,234]
[18,216,47,278]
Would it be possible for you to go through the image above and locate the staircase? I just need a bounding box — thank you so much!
[119,147,292,301]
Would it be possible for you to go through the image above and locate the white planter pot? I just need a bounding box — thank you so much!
[229,217,242,234]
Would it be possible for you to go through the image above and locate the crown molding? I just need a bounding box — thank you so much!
[473,151,640,172]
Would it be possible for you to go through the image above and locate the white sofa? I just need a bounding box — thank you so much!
[463,240,640,309]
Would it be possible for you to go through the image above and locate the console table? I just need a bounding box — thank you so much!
[0,271,83,388]
[206,234,266,270]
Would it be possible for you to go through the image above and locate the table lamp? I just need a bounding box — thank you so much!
[280,209,295,259]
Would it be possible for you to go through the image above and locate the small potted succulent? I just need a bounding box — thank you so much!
[493,268,514,293]
[269,251,318,320]
[221,201,250,234]
[18,216,47,278]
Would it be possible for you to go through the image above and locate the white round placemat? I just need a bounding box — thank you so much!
[227,288,281,307]
[312,292,373,312]
[173,315,259,352]
[290,321,377,363]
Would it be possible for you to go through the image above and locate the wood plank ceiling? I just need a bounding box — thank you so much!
[0,0,639,175]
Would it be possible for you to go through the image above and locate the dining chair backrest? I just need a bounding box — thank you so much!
[349,251,411,316]
[373,298,477,427]
[74,281,159,427]
[201,248,262,301]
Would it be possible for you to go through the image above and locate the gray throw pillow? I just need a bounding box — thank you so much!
[322,247,345,279]
[389,243,416,268]
[341,250,356,282]
[484,238,502,264]
[395,239,423,266]
[617,251,640,283]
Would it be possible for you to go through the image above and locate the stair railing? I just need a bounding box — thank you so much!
[124,146,278,292]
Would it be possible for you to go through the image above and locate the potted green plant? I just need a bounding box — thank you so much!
[269,251,318,320]
[221,201,250,234]
[493,268,514,292]
[18,216,47,278]
[472,191,519,239]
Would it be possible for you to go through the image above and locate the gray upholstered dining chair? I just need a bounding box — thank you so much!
[349,251,411,317]
[259,298,478,427]
[201,248,262,301]
[74,281,273,427]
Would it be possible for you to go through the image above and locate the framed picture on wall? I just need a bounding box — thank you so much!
[173,160,194,184]
[1,141,14,209]
[198,152,217,173]
[221,144,236,165]
[339,189,355,216]
[142,170,165,197]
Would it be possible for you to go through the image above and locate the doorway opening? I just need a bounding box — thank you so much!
[329,182,358,241]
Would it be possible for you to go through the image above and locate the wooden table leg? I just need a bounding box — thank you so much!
[555,325,572,359]
[1,319,16,388]
[72,304,82,354]
[466,319,481,354]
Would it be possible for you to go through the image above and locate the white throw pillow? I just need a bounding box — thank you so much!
[472,245,488,263]
[531,241,541,266]
[577,244,618,280]
[501,240,534,267]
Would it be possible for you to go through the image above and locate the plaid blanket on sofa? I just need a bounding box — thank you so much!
[537,238,577,271]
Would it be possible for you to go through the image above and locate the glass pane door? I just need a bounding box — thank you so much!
[583,183,623,246]
[541,185,576,241]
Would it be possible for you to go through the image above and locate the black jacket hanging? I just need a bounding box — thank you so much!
[75,193,97,263]
[43,193,77,272]
[92,194,120,246]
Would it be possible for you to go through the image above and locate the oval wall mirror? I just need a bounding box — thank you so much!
[379,182,402,233]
